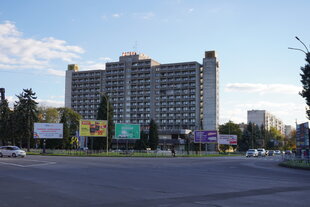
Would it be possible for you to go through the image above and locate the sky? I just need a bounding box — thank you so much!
[0,0,309,126]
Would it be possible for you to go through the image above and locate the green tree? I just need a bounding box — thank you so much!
[134,130,148,150]
[0,99,12,145]
[37,107,59,123]
[298,47,310,119]
[58,108,81,149]
[15,88,38,151]
[95,94,114,150]
[239,122,261,151]
[148,119,159,150]
[219,121,242,152]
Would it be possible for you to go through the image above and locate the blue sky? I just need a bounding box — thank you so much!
[0,0,309,126]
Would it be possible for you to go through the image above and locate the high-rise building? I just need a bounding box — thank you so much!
[247,110,285,134]
[285,125,294,138]
[65,51,220,139]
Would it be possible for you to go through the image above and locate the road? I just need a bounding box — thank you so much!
[0,155,309,207]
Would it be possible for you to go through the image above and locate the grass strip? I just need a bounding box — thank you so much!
[279,160,310,170]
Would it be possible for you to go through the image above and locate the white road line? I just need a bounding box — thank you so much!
[0,160,56,168]
[0,162,26,167]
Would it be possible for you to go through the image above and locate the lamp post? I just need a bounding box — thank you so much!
[289,37,310,156]
[100,93,109,154]
[288,36,310,60]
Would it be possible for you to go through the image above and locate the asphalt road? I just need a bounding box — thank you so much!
[0,155,309,207]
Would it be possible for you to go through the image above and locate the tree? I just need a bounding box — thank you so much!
[299,53,310,119]
[148,119,159,150]
[96,94,114,150]
[37,106,60,123]
[134,131,148,150]
[238,122,261,151]
[58,108,81,149]
[0,99,12,145]
[219,121,242,152]
[15,88,38,151]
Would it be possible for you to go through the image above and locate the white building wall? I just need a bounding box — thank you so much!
[65,70,73,108]
[247,110,285,134]
[203,51,219,130]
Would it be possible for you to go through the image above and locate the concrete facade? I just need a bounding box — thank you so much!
[247,110,285,134]
[65,51,219,136]
[203,51,219,131]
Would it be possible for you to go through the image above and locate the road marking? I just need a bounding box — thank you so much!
[0,159,56,168]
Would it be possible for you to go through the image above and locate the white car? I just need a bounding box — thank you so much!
[257,148,266,157]
[246,149,258,157]
[0,146,26,158]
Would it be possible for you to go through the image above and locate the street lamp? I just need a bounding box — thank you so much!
[100,93,109,154]
[288,36,310,59]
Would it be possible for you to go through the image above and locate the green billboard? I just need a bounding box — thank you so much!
[115,123,140,139]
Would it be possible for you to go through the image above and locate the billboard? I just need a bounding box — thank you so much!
[115,123,140,139]
[194,130,218,143]
[33,123,63,139]
[218,134,237,145]
[296,122,309,149]
[79,120,107,137]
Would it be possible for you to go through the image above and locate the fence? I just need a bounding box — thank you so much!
[28,148,226,157]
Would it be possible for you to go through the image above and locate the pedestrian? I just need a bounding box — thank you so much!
[171,145,176,157]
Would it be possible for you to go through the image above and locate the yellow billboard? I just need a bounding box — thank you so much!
[79,120,107,137]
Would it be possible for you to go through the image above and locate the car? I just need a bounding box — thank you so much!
[285,150,292,155]
[0,146,26,158]
[246,149,258,157]
[257,148,266,157]
[268,150,274,156]
[274,150,282,155]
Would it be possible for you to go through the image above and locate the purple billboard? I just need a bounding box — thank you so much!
[194,130,218,143]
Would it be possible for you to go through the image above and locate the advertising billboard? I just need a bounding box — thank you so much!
[218,134,238,145]
[296,122,309,149]
[33,123,63,139]
[79,120,107,137]
[194,130,218,143]
[115,123,140,139]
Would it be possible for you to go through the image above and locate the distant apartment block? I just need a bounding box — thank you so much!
[247,110,285,134]
[65,51,220,137]
[285,125,294,138]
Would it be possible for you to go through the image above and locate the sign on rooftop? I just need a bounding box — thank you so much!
[122,52,137,56]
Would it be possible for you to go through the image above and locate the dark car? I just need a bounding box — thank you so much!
[268,150,274,156]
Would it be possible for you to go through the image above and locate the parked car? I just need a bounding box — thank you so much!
[274,150,282,155]
[285,150,292,155]
[268,150,274,156]
[0,146,26,158]
[257,148,266,157]
[246,149,258,157]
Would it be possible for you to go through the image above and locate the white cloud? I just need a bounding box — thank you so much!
[47,69,65,77]
[188,8,194,13]
[133,12,155,20]
[112,13,121,18]
[37,99,64,108]
[6,95,63,108]
[220,100,307,126]
[0,21,84,71]
[99,57,112,62]
[80,62,106,71]
[225,83,301,95]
